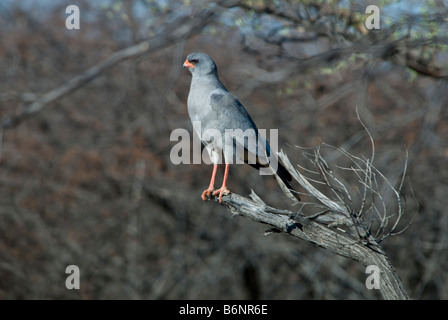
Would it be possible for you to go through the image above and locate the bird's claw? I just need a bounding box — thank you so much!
[213,187,230,203]
[201,187,215,201]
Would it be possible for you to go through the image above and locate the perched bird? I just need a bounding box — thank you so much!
[183,52,299,204]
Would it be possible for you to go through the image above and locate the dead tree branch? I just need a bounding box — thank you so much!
[211,122,411,299]
[219,191,409,300]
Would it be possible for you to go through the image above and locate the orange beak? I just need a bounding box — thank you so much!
[183,59,195,68]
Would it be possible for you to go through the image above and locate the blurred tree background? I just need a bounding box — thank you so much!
[0,0,447,299]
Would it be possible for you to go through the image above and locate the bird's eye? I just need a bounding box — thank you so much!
[190,59,199,64]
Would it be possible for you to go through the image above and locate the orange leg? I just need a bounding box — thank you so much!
[201,164,218,200]
[213,163,230,203]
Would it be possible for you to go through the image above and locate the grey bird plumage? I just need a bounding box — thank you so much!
[183,52,299,204]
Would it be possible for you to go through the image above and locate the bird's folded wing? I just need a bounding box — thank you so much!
[209,91,269,164]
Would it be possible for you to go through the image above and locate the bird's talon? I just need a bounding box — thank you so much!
[213,188,230,203]
[201,188,215,201]
[212,188,230,196]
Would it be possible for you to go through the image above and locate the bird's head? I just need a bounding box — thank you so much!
[183,52,218,77]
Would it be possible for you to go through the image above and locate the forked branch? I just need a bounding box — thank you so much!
[216,123,411,299]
